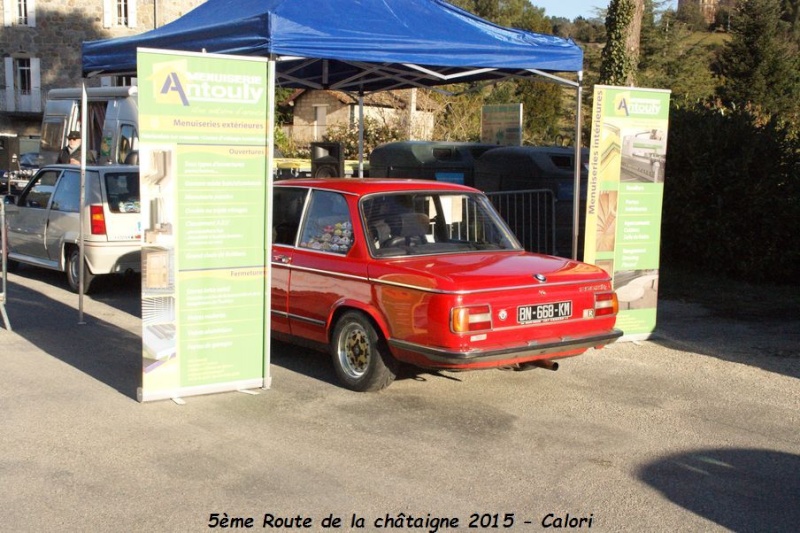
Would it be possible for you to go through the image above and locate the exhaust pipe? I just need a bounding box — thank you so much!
[513,359,559,372]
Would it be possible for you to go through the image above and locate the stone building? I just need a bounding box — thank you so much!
[1,0,205,139]
[283,89,435,144]
[677,0,738,25]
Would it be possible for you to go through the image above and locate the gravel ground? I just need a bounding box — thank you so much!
[1,269,798,532]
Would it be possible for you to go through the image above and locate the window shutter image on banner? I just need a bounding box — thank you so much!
[584,86,671,341]
[136,49,271,402]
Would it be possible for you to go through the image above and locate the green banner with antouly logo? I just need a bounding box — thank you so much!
[136,49,271,402]
[584,86,671,340]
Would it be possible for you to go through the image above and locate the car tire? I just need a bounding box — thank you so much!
[66,247,94,294]
[331,311,397,392]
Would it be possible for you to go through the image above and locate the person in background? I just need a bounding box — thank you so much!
[58,131,96,164]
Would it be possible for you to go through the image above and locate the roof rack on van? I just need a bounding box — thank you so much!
[46,86,138,99]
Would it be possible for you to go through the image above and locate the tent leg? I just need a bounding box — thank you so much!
[572,71,583,261]
[358,93,364,178]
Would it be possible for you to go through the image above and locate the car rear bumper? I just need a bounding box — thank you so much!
[85,242,141,275]
[389,328,623,369]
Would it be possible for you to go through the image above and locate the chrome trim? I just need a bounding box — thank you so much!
[373,276,612,295]
[389,329,623,364]
[273,263,366,282]
[289,314,326,327]
[272,261,611,296]
[270,308,326,327]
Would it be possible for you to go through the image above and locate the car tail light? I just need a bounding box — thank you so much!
[594,291,619,317]
[90,205,107,235]
[452,305,492,333]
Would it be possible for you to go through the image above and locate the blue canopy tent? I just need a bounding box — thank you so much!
[81,0,586,257]
[82,0,583,91]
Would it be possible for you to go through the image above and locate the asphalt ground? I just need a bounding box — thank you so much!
[2,266,799,532]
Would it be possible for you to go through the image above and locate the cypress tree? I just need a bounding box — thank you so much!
[715,0,800,119]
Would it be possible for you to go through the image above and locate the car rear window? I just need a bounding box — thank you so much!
[105,172,140,213]
[362,191,521,257]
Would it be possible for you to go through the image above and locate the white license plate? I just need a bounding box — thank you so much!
[517,301,572,324]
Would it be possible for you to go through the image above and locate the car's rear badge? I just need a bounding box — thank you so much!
[534,273,547,283]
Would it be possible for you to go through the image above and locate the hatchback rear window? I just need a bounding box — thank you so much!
[105,172,140,213]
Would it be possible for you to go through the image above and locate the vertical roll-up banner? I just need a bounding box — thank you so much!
[136,49,271,402]
[584,86,671,341]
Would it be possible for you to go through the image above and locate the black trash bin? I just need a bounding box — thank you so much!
[475,146,589,258]
[368,141,498,186]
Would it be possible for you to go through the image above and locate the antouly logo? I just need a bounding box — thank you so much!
[149,58,265,107]
[160,72,190,106]
[613,92,663,118]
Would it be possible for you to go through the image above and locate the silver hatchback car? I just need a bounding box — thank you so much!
[4,164,141,292]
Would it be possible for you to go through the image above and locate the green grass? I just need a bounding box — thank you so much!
[682,30,730,48]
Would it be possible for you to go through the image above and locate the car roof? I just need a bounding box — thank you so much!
[275,178,478,196]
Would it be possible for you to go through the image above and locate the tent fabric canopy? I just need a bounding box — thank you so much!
[82,0,583,92]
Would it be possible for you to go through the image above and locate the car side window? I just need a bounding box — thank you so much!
[298,190,354,254]
[19,170,61,209]
[272,187,307,245]
[50,170,81,212]
[118,124,138,164]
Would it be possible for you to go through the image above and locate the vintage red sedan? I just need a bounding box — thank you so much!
[271,178,621,391]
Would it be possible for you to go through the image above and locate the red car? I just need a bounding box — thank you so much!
[271,179,621,391]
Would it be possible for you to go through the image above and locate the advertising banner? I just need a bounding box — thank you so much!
[481,104,523,146]
[583,86,671,340]
[137,49,271,402]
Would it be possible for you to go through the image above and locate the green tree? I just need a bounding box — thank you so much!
[675,1,708,31]
[599,0,640,86]
[637,6,720,102]
[715,0,800,120]
[663,101,800,281]
[430,87,485,142]
[431,0,565,143]
[451,0,549,31]
[571,16,607,42]
[781,0,800,36]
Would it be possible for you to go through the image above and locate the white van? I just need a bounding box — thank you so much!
[4,164,142,293]
[39,86,139,167]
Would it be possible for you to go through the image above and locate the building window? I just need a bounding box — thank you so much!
[313,105,328,141]
[103,0,137,28]
[4,57,41,112]
[16,58,31,95]
[16,0,28,24]
[116,0,128,25]
[4,0,36,27]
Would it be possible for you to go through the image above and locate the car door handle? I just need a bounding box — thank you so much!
[272,254,291,264]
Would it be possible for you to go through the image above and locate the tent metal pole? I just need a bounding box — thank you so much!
[263,58,275,389]
[358,93,364,178]
[78,81,88,323]
[572,71,583,261]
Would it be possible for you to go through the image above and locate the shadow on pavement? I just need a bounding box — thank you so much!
[3,272,142,400]
[269,339,339,387]
[638,448,800,533]
[653,299,800,380]
[269,338,464,390]
[7,265,142,317]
